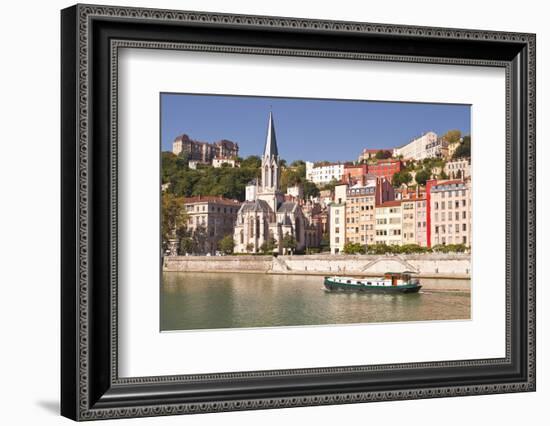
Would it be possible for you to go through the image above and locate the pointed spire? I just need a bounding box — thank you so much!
[263,111,278,158]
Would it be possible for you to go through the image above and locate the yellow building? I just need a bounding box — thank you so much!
[345,183,377,246]
[401,197,428,247]
[375,200,403,245]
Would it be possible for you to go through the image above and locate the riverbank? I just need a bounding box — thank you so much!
[163,253,471,282]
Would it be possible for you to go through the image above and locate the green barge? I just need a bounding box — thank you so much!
[323,272,422,294]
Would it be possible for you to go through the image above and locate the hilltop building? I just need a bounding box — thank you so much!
[393,131,439,160]
[172,134,239,163]
[444,158,471,179]
[305,162,345,185]
[357,148,388,162]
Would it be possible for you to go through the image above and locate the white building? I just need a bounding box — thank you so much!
[444,158,471,179]
[212,157,239,168]
[393,131,439,160]
[329,184,348,254]
[306,161,345,185]
[286,184,304,199]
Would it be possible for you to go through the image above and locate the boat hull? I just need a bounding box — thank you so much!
[323,277,421,294]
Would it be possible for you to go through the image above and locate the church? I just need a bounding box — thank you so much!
[233,112,308,254]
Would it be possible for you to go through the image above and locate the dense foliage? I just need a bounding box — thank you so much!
[391,170,413,187]
[452,135,471,159]
[343,242,366,254]
[218,234,235,255]
[162,152,259,201]
[344,243,468,255]
[162,152,320,201]
[161,192,188,250]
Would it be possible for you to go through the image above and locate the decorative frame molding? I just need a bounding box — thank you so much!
[61,4,536,421]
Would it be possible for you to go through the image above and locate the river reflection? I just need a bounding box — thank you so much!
[161,272,470,331]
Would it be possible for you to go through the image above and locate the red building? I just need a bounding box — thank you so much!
[342,164,368,183]
[343,160,402,185]
[367,159,402,179]
[425,179,438,248]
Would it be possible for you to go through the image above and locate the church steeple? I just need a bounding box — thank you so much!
[263,111,278,158]
[261,112,280,192]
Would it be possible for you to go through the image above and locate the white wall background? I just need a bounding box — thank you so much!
[0,0,546,424]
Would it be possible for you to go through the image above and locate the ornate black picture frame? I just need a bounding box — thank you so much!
[61,4,536,421]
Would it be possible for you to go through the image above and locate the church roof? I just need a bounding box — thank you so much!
[239,199,272,213]
[263,111,279,158]
[277,201,297,213]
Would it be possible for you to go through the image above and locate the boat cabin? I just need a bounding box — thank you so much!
[383,272,415,286]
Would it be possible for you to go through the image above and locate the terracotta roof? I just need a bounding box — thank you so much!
[184,196,241,205]
[376,200,402,207]
[433,179,465,187]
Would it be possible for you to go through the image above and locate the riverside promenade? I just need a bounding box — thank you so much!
[163,253,471,281]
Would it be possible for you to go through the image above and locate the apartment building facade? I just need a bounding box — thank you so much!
[183,196,242,254]
[430,180,472,246]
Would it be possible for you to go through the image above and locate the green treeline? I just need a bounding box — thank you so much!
[162,153,320,201]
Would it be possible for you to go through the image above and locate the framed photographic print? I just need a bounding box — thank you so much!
[61,4,536,421]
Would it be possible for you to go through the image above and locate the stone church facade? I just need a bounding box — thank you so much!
[233,113,307,254]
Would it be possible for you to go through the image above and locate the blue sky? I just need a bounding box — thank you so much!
[161,93,470,163]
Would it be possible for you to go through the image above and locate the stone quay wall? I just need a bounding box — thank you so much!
[163,253,471,280]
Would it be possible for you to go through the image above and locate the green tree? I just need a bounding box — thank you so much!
[161,193,187,248]
[290,160,306,168]
[260,234,277,254]
[179,236,194,255]
[303,181,320,200]
[321,178,340,193]
[415,169,431,186]
[438,170,449,180]
[192,225,208,254]
[343,242,366,255]
[375,150,392,160]
[282,233,297,254]
[366,243,401,255]
[320,233,330,252]
[176,150,190,168]
[443,129,462,144]
[218,234,235,255]
[240,155,262,169]
[392,170,413,187]
[246,243,255,253]
[452,135,471,159]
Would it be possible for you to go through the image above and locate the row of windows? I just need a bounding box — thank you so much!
[347,205,375,213]
[345,215,375,224]
[434,236,468,245]
[435,211,468,221]
[348,197,375,204]
[447,163,468,170]
[434,223,468,234]
[434,200,467,209]
[433,189,467,197]
[376,229,401,236]
[186,204,238,214]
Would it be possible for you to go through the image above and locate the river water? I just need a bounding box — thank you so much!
[161,272,470,331]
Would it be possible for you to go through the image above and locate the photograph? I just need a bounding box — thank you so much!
[57,3,536,421]
[160,94,472,331]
